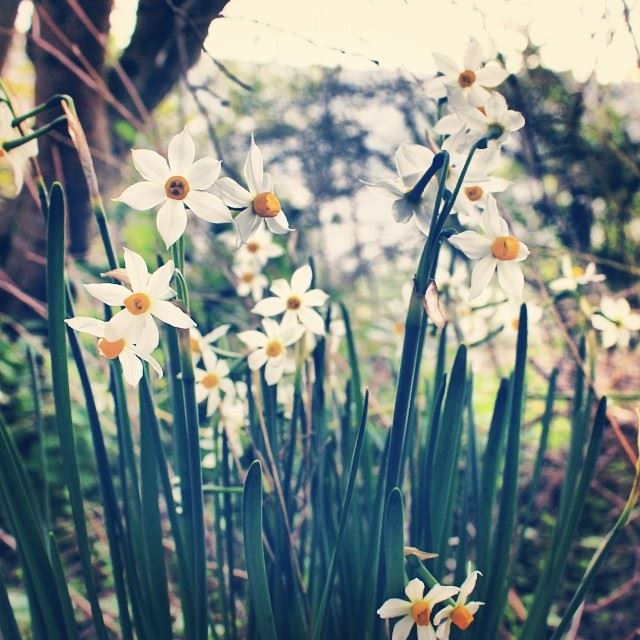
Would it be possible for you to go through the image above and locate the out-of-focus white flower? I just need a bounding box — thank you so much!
[426,38,509,106]
[65,316,162,386]
[115,129,232,248]
[195,349,235,416]
[215,135,291,243]
[237,318,305,385]
[277,380,296,418]
[592,297,640,348]
[236,225,284,267]
[366,143,439,235]
[0,102,38,197]
[449,196,529,299]
[189,325,231,363]
[550,256,606,293]
[252,264,329,335]
[84,248,195,350]
[499,300,543,338]
[433,571,484,639]
[233,260,268,301]
[377,578,460,640]
[220,381,248,458]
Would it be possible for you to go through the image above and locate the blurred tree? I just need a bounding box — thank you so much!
[0,0,230,309]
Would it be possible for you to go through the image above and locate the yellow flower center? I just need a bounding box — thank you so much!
[201,372,220,389]
[286,295,302,310]
[265,339,284,358]
[97,337,125,360]
[410,601,431,627]
[241,272,254,283]
[190,337,201,353]
[511,318,520,331]
[451,605,475,630]
[164,175,190,200]
[458,69,477,88]
[124,292,152,316]
[393,320,404,336]
[464,185,484,202]
[247,241,260,253]
[252,192,281,218]
[572,265,585,278]
[491,236,520,261]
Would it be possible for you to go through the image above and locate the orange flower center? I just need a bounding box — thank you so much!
[410,601,431,626]
[97,337,125,360]
[451,605,475,630]
[511,318,520,331]
[572,265,585,278]
[265,339,284,358]
[491,236,520,261]
[190,337,201,353]
[164,175,190,200]
[458,69,477,88]
[252,191,281,218]
[247,241,260,253]
[201,372,220,389]
[393,320,404,336]
[464,185,484,202]
[286,295,302,310]
[124,292,152,315]
[241,272,254,283]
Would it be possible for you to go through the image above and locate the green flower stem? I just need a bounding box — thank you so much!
[3,116,68,151]
[9,93,72,126]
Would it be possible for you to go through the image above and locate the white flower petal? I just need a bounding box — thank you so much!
[426,585,460,605]
[496,261,525,298]
[503,110,525,132]
[235,207,262,243]
[186,157,221,190]
[303,288,329,307]
[392,614,415,640]
[405,578,425,602]
[481,196,509,238]
[123,247,149,292]
[365,178,405,199]
[65,316,106,338]
[393,199,414,224]
[261,317,281,337]
[206,389,221,416]
[265,211,291,234]
[459,571,481,601]
[146,260,175,300]
[156,199,188,249]
[252,297,287,317]
[465,601,483,615]
[106,310,137,340]
[136,315,160,354]
[298,307,325,335]
[476,65,509,88]
[469,254,497,299]
[433,51,460,77]
[184,190,232,224]
[291,264,312,293]
[449,231,492,260]
[248,348,269,371]
[417,625,436,640]
[396,144,434,184]
[115,181,165,210]
[84,282,130,306]
[168,129,195,175]
[131,148,170,182]
[119,349,143,386]
[144,354,163,379]
[244,135,264,194]
[151,299,195,328]
[264,358,284,385]
[377,598,412,619]
[238,330,268,349]
[432,605,453,626]
[215,177,253,207]
[463,38,482,71]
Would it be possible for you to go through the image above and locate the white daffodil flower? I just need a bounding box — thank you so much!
[377,578,460,640]
[194,348,235,417]
[65,316,162,387]
[189,325,231,363]
[84,247,195,350]
[0,102,38,197]
[433,571,484,639]
[252,264,329,335]
[233,260,269,301]
[115,129,232,248]
[366,143,439,235]
[426,38,509,106]
[460,92,525,148]
[591,297,640,348]
[550,255,606,293]
[237,318,305,385]
[449,196,529,300]
[215,135,291,243]
[236,225,284,267]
